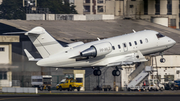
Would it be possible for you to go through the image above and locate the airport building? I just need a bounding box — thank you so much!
[0,35,19,89]
[1,0,180,90]
[71,0,180,29]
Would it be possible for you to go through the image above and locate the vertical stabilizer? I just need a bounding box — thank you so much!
[26,26,64,58]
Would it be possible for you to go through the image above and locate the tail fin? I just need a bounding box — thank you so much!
[26,26,64,58]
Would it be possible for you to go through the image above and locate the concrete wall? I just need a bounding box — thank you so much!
[26,14,45,20]
[46,14,55,20]
[86,14,102,20]
[73,15,86,21]
[2,87,38,93]
[56,14,74,20]
[26,14,114,21]
[102,15,114,20]
[152,17,168,27]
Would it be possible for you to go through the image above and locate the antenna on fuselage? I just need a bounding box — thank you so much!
[97,37,101,41]
[133,29,136,33]
[132,29,136,33]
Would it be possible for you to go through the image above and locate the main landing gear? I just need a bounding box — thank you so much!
[160,52,166,63]
[93,66,122,76]
[93,68,101,76]
[112,66,122,76]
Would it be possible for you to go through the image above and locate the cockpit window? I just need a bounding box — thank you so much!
[156,33,165,38]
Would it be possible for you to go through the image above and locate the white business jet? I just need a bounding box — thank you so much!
[5,27,176,76]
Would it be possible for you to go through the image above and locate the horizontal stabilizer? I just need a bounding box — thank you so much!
[4,27,46,35]
[24,49,41,61]
[4,32,27,34]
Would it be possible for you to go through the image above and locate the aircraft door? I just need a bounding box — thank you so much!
[123,43,128,52]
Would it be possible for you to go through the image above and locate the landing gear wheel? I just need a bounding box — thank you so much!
[115,70,120,76]
[96,70,101,76]
[112,70,116,76]
[93,70,101,76]
[160,58,166,63]
[112,70,120,76]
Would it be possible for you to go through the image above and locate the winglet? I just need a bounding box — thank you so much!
[24,49,41,61]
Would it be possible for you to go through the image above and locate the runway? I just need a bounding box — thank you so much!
[0,95,180,101]
[1,90,180,101]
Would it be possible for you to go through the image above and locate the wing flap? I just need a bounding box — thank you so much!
[106,50,147,67]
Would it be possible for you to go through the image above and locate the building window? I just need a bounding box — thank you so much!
[84,6,90,12]
[144,0,148,15]
[167,0,172,15]
[69,0,74,4]
[0,47,4,51]
[0,72,7,80]
[76,78,83,83]
[134,41,137,45]
[164,75,174,82]
[130,5,134,8]
[97,0,103,3]
[155,0,160,15]
[84,0,90,3]
[118,45,121,49]
[98,6,103,12]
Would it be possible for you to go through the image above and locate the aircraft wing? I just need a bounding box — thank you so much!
[106,50,147,67]
[24,49,42,61]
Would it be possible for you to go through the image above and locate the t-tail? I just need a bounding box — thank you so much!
[4,26,64,59]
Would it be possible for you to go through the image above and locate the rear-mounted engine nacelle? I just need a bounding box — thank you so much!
[80,42,112,57]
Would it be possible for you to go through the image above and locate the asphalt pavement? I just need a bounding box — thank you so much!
[1,90,180,101]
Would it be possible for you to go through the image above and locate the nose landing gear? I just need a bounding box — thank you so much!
[160,52,166,63]
[160,58,166,63]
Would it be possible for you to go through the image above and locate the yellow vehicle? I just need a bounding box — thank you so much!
[56,79,83,91]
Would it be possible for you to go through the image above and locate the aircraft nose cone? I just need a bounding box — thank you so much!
[168,38,176,47]
[172,39,176,45]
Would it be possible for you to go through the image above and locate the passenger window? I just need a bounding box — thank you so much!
[112,46,115,50]
[129,42,132,46]
[123,43,126,47]
[145,38,148,43]
[134,41,137,45]
[140,40,143,44]
[118,45,121,49]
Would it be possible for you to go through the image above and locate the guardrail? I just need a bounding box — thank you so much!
[2,87,38,94]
